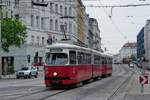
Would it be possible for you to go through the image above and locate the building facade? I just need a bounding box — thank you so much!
[88,18,101,51]
[113,53,121,64]
[0,0,101,76]
[119,42,137,63]
[0,0,78,75]
[76,0,87,46]
[144,20,150,69]
[137,27,145,59]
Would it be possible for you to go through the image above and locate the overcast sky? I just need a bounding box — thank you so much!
[83,0,150,55]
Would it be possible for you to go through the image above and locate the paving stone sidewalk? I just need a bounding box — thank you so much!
[123,67,150,100]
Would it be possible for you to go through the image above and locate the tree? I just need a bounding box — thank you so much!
[1,18,27,52]
[130,54,137,61]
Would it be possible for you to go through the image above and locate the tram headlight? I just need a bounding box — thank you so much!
[53,72,58,76]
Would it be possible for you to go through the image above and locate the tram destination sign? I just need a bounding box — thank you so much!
[50,48,63,52]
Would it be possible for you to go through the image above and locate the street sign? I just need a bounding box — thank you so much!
[139,75,148,84]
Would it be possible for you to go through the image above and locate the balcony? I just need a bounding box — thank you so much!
[13,7,40,15]
[32,1,48,7]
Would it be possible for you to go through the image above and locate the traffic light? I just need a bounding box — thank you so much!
[27,55,30,63]
[35,52,38,57]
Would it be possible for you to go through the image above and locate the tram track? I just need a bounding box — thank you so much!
[31,65,132,100]
[107,69,134,100]
[8,88,48,100]
[37,90,69,100]
[0,65,133,100]
[76,65,133,100]
[74,65,133,100]
[7,77,116,100]
[0,86,45,97]
[37,65,132,100]
[7,88,71,100]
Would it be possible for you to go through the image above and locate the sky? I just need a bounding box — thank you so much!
[82,0,150,55]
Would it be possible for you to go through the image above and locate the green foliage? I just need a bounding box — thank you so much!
[130,54,137,61]
[1,18,27,52]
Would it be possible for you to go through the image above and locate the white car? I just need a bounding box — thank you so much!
[16,66,38,79]
[129,63,134,68]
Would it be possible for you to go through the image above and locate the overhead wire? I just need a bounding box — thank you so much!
[85,3,150,8]
[97,0,128,41]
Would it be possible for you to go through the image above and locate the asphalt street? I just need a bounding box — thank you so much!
[0,64,149,100]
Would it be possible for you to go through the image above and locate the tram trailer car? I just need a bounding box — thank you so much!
[44,43,112,87]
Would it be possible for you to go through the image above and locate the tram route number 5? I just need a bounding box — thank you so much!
[139,75,148,84]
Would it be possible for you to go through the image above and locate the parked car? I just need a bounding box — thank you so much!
[16,66,38,79]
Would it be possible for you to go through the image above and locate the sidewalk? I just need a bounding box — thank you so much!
[126,68,150,95]
[0,70,44,80]
[0,74,16,80]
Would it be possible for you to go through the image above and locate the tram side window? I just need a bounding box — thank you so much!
[77,52,91,64]
[107,58,109,64]
[110,58,112,64]
[105,57,107,64]
[94,55,101,64]
[109,58,112,64]
[77,52,83,64]
[84,53,90,64]
[102,57,105,64]
[69,51,76,64]
[83,53,88,64]
[87,54,91,64]
[108,58,110,64]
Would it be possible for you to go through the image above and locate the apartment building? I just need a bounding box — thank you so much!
[144,20,150,69]
[119,42,137,63]
[0,0,78,75]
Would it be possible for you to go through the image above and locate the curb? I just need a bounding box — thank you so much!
[0,74,16,80]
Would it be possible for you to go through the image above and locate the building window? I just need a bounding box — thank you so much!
[41,17,44,29]
[31,15,34,27]
[69,7,72,16]
[50,3,53,12]
[42,37,45,45]
[65,22,67,32]
[55,4,58,13]
[37,36,40,45]
[60,21,63,32]
[36,16,39,28]
[69,22,72,33]
[6,12,8,18]
[55,20,58,31]
[65,7,67,16]
[50,19,53,30]
[15,14,19,20]
[15,0,19,7]
[60,5,63,15]
[31,35,35,44]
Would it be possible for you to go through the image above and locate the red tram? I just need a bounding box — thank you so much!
[44,43,112,87]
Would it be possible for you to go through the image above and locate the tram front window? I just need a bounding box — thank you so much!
[46,53,68,65]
